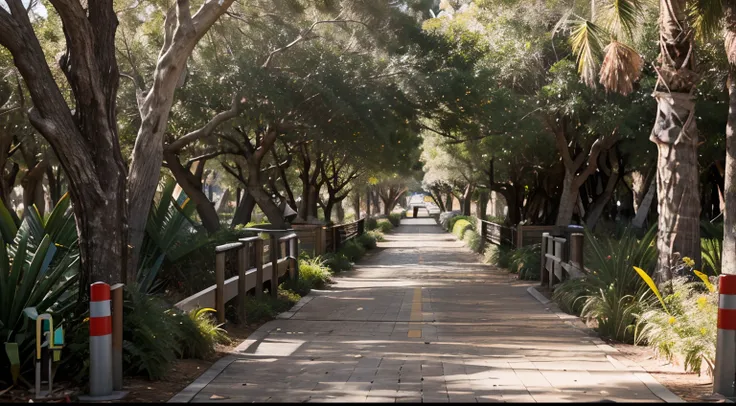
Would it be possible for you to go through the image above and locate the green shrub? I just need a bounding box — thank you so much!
[634,276,717,376]
[280,278,312,297]
[400,210,407,219]
[447,215,476,232]
[176,308,230,360]
[357,232,378,249]
[553,226,658,343]
[340,239,366,261]
[323,252,353,273]
[242,289,301,325]
[365,217,379,231]
[388,213,401,227]
[367,230,385,242]
[377,220,393,233]
[483,244,512,268]
[298,257,332,289]
[121,289,185,380]
[464,229,482,253]
[452,219,474,239]
[701,238,722,276]
[509,244,541,280]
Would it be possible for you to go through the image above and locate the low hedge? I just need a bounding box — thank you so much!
[388,213,401,227]
[463,229,482,253]
[452,219,474,239]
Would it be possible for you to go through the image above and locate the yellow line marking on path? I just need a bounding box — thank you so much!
[408,287,422,338]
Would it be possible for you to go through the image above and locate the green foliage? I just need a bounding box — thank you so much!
[635,278,718,376]
[377,220,394,234]
[367,230,385,242]
[365,217,379,231]
[388,213,402,227]
[463,229,482,253]
[452,219,474,239]
[322,252,353,273]
[701,238,721,276]
[484,244,512,269]
[447,215,475,233]
[280,278,313,297]
[340,239,366,262]
[121,288,184,380]
[509,244,541,281]
[0,195,80,384]
[176,308,230,360]
[242,289,302,325]
[553,226,658,343]
[298,257,332,289]
[357,232,378,250]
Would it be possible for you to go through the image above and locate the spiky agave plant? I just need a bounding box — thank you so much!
[552,225,658,342]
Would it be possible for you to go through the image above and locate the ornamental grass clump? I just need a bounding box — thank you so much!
[552,226,657,343]
[634,260,718,377]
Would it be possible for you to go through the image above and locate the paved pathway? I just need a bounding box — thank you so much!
[172,218,682,403]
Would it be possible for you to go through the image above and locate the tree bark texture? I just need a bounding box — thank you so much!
[0,0,128,291]
[126,0,236,283]
[722,5,736,274]
[650,0,701,281]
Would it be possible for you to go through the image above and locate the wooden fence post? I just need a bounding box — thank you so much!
[290,237,299,280]
[357,218,365,236]
[215,251,225,324]
[254,238,264,298]
[237,242,249,324]
[333,226,339,252]
[479,219,487,252]
[516,223,523,248]
[270,235,279,298]
[540,233,549,288]
[570,233,584,270]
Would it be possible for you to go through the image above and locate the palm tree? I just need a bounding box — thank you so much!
[566,0,701,282]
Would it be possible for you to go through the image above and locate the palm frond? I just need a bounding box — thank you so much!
[600,0,645,39]
[599,40,643,95]
[570,19,607,88]
[688,0,723,42]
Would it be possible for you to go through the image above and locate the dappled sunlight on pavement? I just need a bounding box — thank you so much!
[176,218,678,403]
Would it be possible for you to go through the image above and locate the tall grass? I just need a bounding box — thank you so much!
[553,225,658,343]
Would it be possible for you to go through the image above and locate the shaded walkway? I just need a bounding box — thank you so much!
[171,218,681,403]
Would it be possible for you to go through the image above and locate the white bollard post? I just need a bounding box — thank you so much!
[79,282,127,402]
[714,274,736,398]
[89,282,113,397]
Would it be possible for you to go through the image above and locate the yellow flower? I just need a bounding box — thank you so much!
[668,316,676,325]
[700,327,708,336]
[683,257,695,267]
[696,296,708,309]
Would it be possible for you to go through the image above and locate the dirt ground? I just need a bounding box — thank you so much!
[0,324,253,403]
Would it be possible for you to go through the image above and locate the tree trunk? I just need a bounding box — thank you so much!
[231,190,256,227]
[351,192,361,219]
[585,151,620,230]
[21,161,47,217]
[323,200,334,223]
[461,184,473,216]
[631,169,654,214]
[337,201,345,223]
[445,192,453,211]
[723,65,736,274]
[247,162,286,227]
[165,151,220,233]
[125,0,236,283]
[632,178,656,228]
[556,171,577,226]
[477,189,489,220]
[366,188,372,217]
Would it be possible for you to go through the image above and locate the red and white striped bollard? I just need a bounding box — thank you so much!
[714,274,736,397]
[89,282,113,397]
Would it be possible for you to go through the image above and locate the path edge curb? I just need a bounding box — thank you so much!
[525,285,685,403]
[167,290,320,403]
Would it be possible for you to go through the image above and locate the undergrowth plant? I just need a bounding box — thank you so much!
[634,270,718,377]
[553,225,658,343]
[509,244,541,280]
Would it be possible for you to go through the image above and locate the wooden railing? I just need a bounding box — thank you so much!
[174,232,299,323]
[478,219,516,249]
[326,217,365,252]
[540,231,585,289]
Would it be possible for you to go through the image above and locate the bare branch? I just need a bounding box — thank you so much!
[167,94,243,152]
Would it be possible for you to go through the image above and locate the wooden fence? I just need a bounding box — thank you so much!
[540,231,585,289]
[292,218,365,256]
[478,219,516,249]
[174,232,299,323]
[173,218,367,322]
